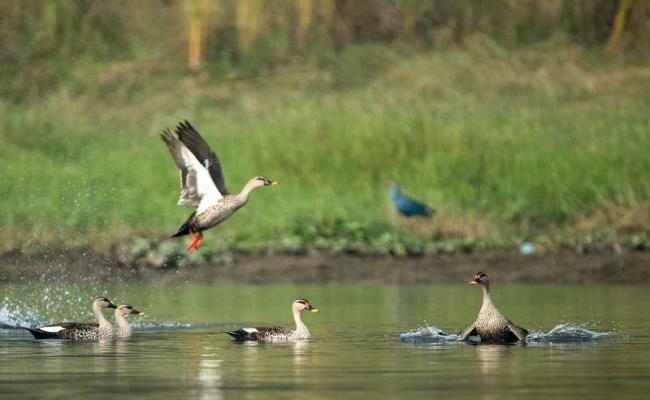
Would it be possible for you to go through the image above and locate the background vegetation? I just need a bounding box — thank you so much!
[0,0,648,255]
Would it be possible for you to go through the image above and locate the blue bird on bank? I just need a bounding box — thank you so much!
[389,181,434,218]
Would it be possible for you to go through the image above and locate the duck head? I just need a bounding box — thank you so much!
[94,297,117,309]
[115,304,143,317]
[247,176,278,189]
[292,299,319,314]
[469,272,489,286]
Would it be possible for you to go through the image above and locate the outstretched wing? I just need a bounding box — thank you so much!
[175,120,229,195]
[507,321,528,341]
[458,323,477,341]
[161,129,222,212]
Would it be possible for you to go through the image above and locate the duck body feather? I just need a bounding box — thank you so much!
[171,195,246,236]
[226,326,294,342]
[459,278,528,344]
[23,322,113,341]
[472,302,523,343]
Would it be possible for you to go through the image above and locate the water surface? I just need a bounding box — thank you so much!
[1,283,648,399]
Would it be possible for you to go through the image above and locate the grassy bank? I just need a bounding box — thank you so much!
[1,41,649,255]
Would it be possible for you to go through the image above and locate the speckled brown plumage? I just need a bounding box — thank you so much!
[161,121,277,252]
[23,298,116,341]
[459,273,528,343]
[225,299,319,343]
[191,196,247,231]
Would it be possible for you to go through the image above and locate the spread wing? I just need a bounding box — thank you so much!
[161,129,222,213]
[507,321,528,341]
[458,323,477,341]
[175,120,229,195]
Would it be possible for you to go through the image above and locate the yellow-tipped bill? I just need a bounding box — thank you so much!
[310,308,320,313]
[468,280,478,285]
[271,181,279,186]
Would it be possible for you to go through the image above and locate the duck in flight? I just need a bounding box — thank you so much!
[458,272,528,343]
[161,121,278,252]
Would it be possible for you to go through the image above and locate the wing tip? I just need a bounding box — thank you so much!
[161,128,176,141]
[175,120,195,135]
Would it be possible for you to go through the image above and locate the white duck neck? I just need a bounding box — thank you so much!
[481,282,494,309]
[92,303,111,330]
[291,309,310,339]
[235,180,261,204]
[114,312,132,337]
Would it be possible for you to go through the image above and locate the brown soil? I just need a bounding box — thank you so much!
[1,248,648,284]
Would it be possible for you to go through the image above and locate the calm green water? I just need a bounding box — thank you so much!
[1,283,649,399]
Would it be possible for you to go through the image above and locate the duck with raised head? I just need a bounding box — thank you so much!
[23,297,117,340]
[161,120,278,252]
[114,304,143,338]
[459,272,528,343]
[226,299,319,343]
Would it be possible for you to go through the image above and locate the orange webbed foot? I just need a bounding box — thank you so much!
[187,232,204,253]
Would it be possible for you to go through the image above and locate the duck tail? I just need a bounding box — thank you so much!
[225,329,248,341]
[171,213,196,238]
[22,327,57,339]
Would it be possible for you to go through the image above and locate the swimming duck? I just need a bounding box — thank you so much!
[389,181,434,217]
[226,299,319,342]
[23,297,117,340]
[459,272,528,343]
[161,120,278,252]
[114,304,142,337]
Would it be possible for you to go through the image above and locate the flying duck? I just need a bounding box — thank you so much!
[23,297,117,340]
[114,304,142,337]
[458,272,528,343]
[161,120,278,252]
[389,181,434,217]
[226,299,319,342]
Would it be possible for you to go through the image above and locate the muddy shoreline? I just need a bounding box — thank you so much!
[1,247,648,284]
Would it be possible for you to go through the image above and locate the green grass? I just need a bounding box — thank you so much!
[1,43,649,253]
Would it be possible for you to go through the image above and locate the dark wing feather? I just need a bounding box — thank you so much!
[225,326,291,341]
[47,322,99,330]
[22,328,58,339]
[175,121,228,195]
[507,321,528,341]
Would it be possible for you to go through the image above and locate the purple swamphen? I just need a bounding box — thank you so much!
[389,181,434,218]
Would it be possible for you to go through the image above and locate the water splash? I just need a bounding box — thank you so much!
[400,323,613,344]
[526,323,614,343]
[0,302,43,328]
[399,326,460,343]
[132,321,198,330]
